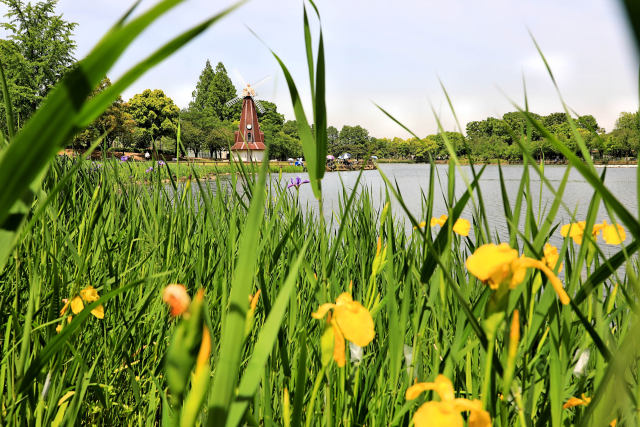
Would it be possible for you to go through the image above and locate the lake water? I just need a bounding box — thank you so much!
[279,163,638,249]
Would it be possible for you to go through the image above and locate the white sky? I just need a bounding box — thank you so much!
[2,0,639,137]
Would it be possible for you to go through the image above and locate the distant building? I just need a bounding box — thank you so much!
[228,84,266,162]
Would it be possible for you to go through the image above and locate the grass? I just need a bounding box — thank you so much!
[85,159,304,181]
[1,0,640,426]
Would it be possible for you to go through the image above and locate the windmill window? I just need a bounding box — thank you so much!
[247,132,253,142]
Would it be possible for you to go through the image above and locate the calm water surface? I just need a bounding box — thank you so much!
[279,163,638,249]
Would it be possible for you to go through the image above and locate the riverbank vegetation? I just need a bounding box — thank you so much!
[2,0,639,166]
[2,0,640,426]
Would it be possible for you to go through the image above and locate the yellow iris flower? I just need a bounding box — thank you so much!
[561,220,626,245]
[405,375,491,427]
[563,393,591,409]
[465,243,570,305]
[312,293,375,367]
[414,214,471,237]
[542,243,562,273]
[600,220,626,244]
[60,285,104,320]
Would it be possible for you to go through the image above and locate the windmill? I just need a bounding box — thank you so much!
[225,75,270,162]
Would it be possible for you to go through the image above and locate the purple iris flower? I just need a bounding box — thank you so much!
[288,176,310,189]
[145,166,154,173]
[120,155,129,162]
[158,160,166,166]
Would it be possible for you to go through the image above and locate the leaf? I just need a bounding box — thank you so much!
[225,243,308,427]
[208,151,270,423]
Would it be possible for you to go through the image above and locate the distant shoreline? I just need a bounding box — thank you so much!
[378,158,638,167]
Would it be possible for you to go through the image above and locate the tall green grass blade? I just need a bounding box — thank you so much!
[620,0,640,56]
[208,154,270,423]
[0,59,15,139]
[226,243,308,427]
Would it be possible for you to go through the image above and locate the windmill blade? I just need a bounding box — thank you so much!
[252,97,265,114]
[251,75,271,89]
[233,68,248,88]
[225,96,242,107]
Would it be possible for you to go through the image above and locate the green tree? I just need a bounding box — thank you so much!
[614,111,640,133]
[269,131,302,160]
[502,111,542,141]
[206,125,234,158]
[71,77,135,149]
[209,62,237,121]
[577,114,600,132]
[336,125,371,159]
[257,100,284,130]
[180,117,205,157]
[327,125,339,154]
[542,112,567,128]
[282,120,299,139]
[189,59,215,111]
[127,89,180,149]
[0,0,76,132]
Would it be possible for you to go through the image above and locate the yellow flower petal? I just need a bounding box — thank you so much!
[333,295,375,347]
[311,303,335,320]
[70,296,84,315]
[80,286,99,303]
[465,243,518,286]
[543,243,562,273]
[430,214,449,228]
[60,300,70,316]
[406,375,455,401]
[563,395,590,409]
[451,399,491,426]
[249,289,261,311]
[561,221,587,244]
[414,220,427,230]
[91,304,105,319]
[453,218,471,236]
[468,406,492,427]
[509,255,528,288]
[519,257,570,305]
[413,401,463,427]
[601,222,626,245]
[195,326,212,374]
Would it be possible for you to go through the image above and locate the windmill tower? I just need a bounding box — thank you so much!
[225,79,267,162]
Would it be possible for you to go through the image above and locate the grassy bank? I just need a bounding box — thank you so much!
[89,159,305,181]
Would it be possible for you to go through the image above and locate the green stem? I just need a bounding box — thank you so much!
[305,365,327,427]
[481,334,495,408]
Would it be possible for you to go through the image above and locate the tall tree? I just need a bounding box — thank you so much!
[127,89,179,149]
[337,125,371,159]
[208,62,237,121]
[327,125,339,154]
[0,0,76,131]
[189,59,215,111]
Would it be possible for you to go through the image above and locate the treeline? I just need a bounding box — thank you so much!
[1,0,639,163]
[368,111,640,162]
